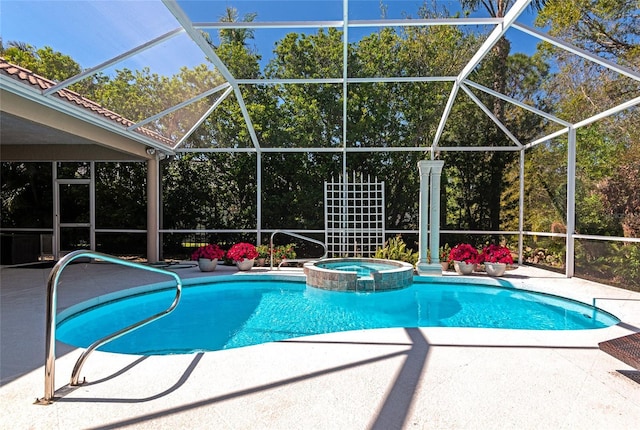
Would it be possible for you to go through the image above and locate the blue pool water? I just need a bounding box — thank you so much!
[56,276,619,355]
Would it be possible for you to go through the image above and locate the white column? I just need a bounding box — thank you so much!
[90,161,96,252]
[417,161,431,269]
[429,161,445,265]
[256,151,262,245]
[417,160,444,275]
[566,127,576,277]
[518,150,525,265]
[146,157,160,263]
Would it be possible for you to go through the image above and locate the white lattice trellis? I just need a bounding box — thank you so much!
[324,173,385,257]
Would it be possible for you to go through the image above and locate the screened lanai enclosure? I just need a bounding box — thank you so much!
[1,0,639,290]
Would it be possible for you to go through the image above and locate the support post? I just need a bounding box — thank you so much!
[416,160,445,275]
[518,150,525,265]
[146,157,160,263]
[566,127,576,277]
[257,152,262,245]
[417,161,431,273]
[429,161,445,266]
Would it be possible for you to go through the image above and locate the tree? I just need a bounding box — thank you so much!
[530,0,639,238]
[0,162,52,229]
[461,0,549,120]
[442,50,549,236]
[537,0,639,64]
[1,41,81,83]
[218,7,257,47]
[599,156,640,237]
[457,1,549,234]
[348,22,480,231]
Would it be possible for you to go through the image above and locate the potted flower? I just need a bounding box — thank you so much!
[227,242,259,271]
[273,244,296,267]
[439,244,451,271]
[191,244,226,272]
[448,243,479,275]
[255,244,270,266]
[479,244,513,277]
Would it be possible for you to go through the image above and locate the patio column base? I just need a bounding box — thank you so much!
[416,262,443,276]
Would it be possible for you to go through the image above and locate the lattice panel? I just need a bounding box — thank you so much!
[325,173,385,257]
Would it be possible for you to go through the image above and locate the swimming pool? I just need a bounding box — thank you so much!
[56,275,619,355]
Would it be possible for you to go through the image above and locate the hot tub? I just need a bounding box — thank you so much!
[303,258,414,292]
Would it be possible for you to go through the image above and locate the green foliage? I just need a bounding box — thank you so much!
[374,236,418,265]
[439,243,452,261]
[272,244,297,261]
[4,2,638,293]
[161,152,257,231]
[537,0,639,66]
[610,243,640,291]
[442,44,549,233]
[598,154,640,238]
[530,0,639,242]
[0,43,80,82]
[95,163,146,229]
[217,7,257,47]
[576,241,640,291]
[2,3,553,238]
[523,246,564,268]
[254,243,297,261]
[255,244,270,259]
[461,1,549,19]
[0,162,52,228]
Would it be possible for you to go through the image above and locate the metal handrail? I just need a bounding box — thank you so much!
[269,230,328,269]
[39,250,182,404]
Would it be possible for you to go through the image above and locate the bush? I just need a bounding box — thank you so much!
[374,235,418,265]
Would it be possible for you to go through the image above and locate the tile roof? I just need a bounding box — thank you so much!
[0,58,173,147]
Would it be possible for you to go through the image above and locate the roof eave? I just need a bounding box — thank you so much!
[0,74,176,156]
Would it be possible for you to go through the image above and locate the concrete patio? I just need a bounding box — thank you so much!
[1,262,639,429]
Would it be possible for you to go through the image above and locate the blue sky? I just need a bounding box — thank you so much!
[0,0,543,76]
[1,0,200,75]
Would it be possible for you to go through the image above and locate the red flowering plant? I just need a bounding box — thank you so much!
[448,243,479,264]
[227,242,258,262]
[191,244,225,261]
[479,244,513,264]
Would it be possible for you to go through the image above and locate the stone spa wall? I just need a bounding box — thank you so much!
[303,258,414,292]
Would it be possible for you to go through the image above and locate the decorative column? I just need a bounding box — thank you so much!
[146,156,160,263]
[416,160,445,275]
[417,161,431,273]
[429,161,444,266]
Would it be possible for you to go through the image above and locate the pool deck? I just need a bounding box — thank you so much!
[1,262,640,429]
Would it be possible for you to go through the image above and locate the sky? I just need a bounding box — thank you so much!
[0,0,544,77]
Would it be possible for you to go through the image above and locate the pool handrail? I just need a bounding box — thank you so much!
[270,230,328,269]
[38,250,182,404]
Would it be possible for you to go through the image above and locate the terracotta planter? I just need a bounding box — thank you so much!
[453,261,475,275]
[440,261,450,271]
[197,258,218,272]
[484,262,507,277]
[235,258,255,271]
